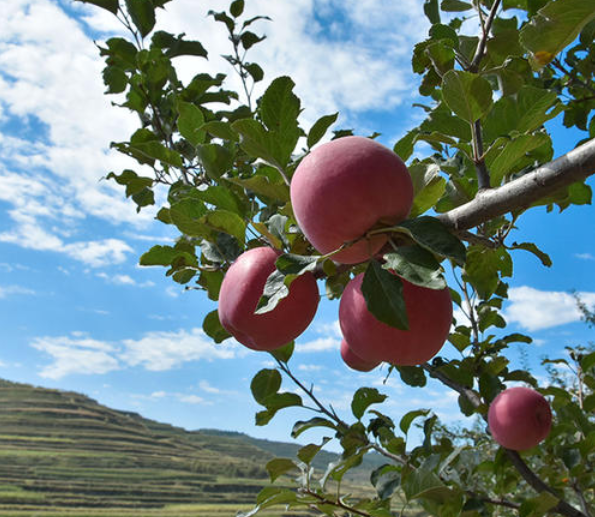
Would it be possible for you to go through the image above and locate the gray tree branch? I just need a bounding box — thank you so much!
[437,138,595,232]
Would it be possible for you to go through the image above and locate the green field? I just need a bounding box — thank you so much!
[0,379,379,516]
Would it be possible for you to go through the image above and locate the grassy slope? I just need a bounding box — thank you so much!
[0,379,381,515]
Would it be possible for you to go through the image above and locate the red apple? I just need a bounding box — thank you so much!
[339,273,452,365]
[290,136,413,264]
[488,387,552,451]
[340,339,381,372]
[218,247,319,351]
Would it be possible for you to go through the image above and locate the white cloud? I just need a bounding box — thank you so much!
[120,328,241,371]
[504,286,595,331]
[198,380,221,394]
[0,285,36,298]
[298,364,324,372]
[31,334,120,379]
[297,336,341,353]
[575,253,595,261]
[178,394,206,405]
[96,271,155,287]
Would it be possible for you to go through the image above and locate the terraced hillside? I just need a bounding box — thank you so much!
[0,379,379,516]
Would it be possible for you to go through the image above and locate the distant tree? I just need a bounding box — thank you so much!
[78,0,595,515]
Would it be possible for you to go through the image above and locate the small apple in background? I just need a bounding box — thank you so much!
[339,273,452,366]
[488,387,552,451]
[218,247,320,351]
[290,136,413,264]
[340,339,382,372]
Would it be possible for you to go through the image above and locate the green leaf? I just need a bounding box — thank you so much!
[260,76,300,133]
[383,246,446,290]
[397,366,427,387]
[424,0,441,24]
[232,119,291,169]
[351,387,387,420]
[403,468,449,502]
[441,0,472,11]
[177,102,205,146]
[196,185,246,217]
[520,0,595,68]
[151,31,207,58]
[202,310,231,343]
[256,486,297,508]
[508,241,552,267]
[255,270,289,315]
[245,62,264,82]
[75,0,119,15]
[196,144,234,180]
[486,133,550,185]
[230,0,244,17]
[361,261,409,330]
[256,392,303,425]
[298,439,330,465]
[125,0,155,38]
[102,66,127,94]
[140,245,178,266]
[107,170,153,197]
[371,465,401,500]
[275,254,318,276]
[483,86,561,142]
[269,341,294,363]
[394,130,418,162]
[250,369,282,406]
[408,162,448,218]
[240,31,265,50]
[200,121,238,141]
[442,70,493,123]
[201,210,246,243]
[400,409,430,435]
[227,174,290,203]
[307,113,339,148]
[265,458,297,482]
[396,216,466,266]
[291,417,337,438]
[463,246,513,299]
[519,492,559,517]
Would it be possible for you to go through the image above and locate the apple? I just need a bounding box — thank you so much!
[488,387,552,451]
[340,339,382,372]
[339,273,452,365]
[218,247,320,351]
[290,136,413,264]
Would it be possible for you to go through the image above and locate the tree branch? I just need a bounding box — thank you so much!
[423,364,588,517]
[469,0,502,72]
[437,138,595,231]
[504,451,588,517]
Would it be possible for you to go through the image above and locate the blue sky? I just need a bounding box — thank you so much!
[0,0,594,449]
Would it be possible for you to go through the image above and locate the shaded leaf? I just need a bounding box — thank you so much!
[251,369,281,406]
[307,113,339,148]
[125,0,155,37]
[292,417,338,438]
[352,387,387,420]
[396,216,466,266]
[177,101,205,146]
[203,310,231,343]
[75,0,119,14]
[383,246,446,290]
[361,261,409,330]
[266,458,297,482]
[400,409,430,435]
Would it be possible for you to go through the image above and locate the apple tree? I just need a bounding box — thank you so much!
[79,0,595,515]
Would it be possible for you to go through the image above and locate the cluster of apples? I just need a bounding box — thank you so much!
[217,136,554,451]
[218,136,452,368]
